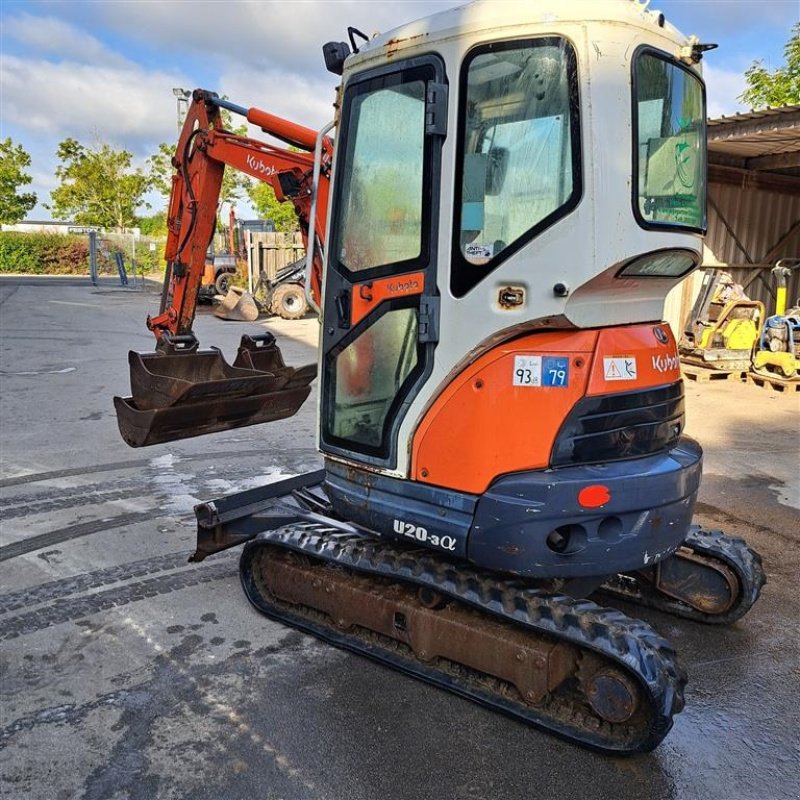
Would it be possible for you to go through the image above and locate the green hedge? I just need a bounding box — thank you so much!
[0,232,165,276]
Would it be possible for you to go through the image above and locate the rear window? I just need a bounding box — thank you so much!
[633,50,706,231]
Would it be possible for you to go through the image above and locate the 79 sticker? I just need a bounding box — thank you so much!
[513,355,569,387]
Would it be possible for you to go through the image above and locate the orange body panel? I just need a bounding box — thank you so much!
[351,272,425,326]
[202,263,216,287]
[411,323,681,495]
[587,324,679,395]
[411,330,598,494]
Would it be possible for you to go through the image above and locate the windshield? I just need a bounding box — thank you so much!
[634,51,706,230]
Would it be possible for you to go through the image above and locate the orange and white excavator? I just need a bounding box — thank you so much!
[114,0,765,753]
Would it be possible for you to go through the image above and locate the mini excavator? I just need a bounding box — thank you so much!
[115,0,765,753]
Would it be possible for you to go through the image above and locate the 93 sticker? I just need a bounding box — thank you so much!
[513,355,541,386]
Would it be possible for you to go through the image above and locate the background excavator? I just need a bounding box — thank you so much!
[114,0,765,754]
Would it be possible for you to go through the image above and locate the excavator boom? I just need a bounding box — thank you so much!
[114,89,330,446]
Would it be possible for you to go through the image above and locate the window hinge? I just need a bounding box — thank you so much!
[426,82,448,137]
[418,295,440,343]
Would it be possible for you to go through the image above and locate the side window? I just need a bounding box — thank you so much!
[452,38,581,297]
[634,51,706,231]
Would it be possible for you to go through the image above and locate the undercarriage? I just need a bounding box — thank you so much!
[193,471,765,754]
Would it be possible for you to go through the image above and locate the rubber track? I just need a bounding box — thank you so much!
[240,524,687,754]
[601,527,766,625]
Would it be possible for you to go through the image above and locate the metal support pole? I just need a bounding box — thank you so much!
[305,120,335,314]
[89,231,98,286]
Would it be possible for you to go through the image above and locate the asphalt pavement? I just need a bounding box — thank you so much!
[1,275,798,800]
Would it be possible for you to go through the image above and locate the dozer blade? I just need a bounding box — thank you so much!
[114,385,312,447]
[114,334,317,447]
[213,287,260,321]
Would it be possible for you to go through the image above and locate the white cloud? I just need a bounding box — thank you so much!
[86,0,460,73]
[3,13,132,69]
[703,62,749,118]
[4,0,790,222]
[218,66,339,136]
[1,54,185,146]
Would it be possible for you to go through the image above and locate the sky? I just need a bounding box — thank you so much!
[1,0,797,222]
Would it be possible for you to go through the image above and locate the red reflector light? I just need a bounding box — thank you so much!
[578,485,611,508]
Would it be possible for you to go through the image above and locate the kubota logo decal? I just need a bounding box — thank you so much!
[652,354,680,373]
[386,279,420,294]
[245,154,277,176]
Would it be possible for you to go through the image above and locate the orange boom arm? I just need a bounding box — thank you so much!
[148,89,332,343]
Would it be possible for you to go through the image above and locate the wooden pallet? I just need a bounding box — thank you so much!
[681,366,747,383]
[747,373,800,393]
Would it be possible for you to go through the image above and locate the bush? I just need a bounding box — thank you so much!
[0,231,166,276]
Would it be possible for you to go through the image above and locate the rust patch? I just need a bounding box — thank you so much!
[262,549,577,704]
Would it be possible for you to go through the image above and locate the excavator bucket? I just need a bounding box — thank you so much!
[234,334,318,388]
[213,288,260,322]
[114,334,316,447]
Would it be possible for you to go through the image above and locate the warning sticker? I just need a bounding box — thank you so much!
[603,356,638,381]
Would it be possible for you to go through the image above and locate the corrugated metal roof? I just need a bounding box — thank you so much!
[707,104,800,128]
[707,105,800,174]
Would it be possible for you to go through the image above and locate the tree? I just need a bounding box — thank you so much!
[0,138,37,224]
[49,138,149,230]
[247,181,300,232]
[145,142,175,200]
[147,105,250,209]
[137,211,167,237]
[739,23,800,108]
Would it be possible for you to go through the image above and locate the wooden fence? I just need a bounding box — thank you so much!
[246,231,305,284]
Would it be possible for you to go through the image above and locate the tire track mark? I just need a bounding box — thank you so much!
[0,510,167,563]
[0,560,236,641]
[0,448,314,488]
[0,550,210,613]
[0,486,145,521]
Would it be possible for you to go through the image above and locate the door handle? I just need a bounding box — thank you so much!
[335,290,351,329]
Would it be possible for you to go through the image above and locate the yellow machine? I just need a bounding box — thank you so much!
[752,259,800,380]
[680,270,764,371]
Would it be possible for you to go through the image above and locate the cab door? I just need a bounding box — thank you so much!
[320,56,447,469]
